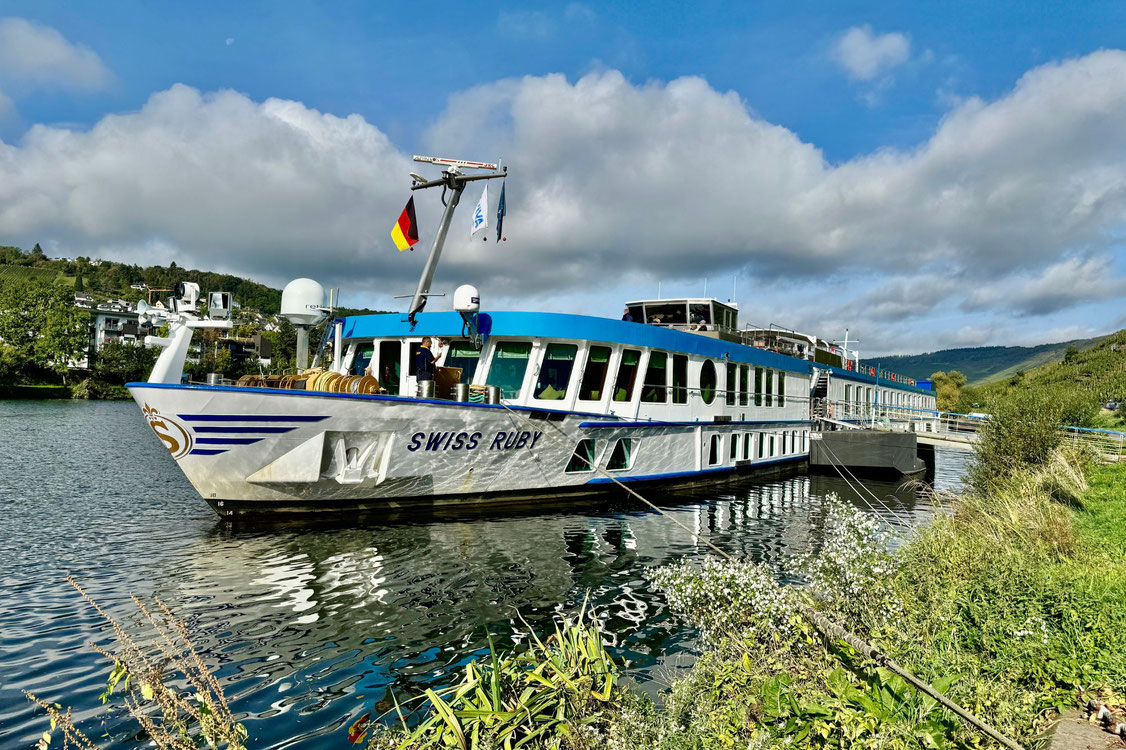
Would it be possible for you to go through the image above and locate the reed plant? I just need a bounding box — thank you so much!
[365,598,633,750]
[25,576,247,750]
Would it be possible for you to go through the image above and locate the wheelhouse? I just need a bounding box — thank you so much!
[624,298,740,337]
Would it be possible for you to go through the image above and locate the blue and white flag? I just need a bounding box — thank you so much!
[471,184,489,237]
[496,181,506,242]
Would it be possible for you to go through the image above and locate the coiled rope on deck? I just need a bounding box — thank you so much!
[495,401,1026,750]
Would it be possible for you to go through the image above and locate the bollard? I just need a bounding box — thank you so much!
[416,380,435,399]
[486,385,501,404]
[455,383,470,402]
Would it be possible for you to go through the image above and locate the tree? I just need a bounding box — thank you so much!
[75,273,84,292]
[0,343,19,384]
[1063,345,1079,365]
[91,341,158,385]
[0,277,89,383]
[929,370,968,412]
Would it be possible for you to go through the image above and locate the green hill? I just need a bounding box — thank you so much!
[0,245,389,317]
[972,330,1126,405]
[862,336,1106,386]
[0,265,63,284]
[948,330,1126,429]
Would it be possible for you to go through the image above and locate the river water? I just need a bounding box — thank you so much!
[0,400,968,747]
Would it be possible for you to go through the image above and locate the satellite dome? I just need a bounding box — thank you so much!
[281,278,326,326]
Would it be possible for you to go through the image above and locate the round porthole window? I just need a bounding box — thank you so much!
[700,360,717,404]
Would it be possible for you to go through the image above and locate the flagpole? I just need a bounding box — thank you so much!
[403,157,507,327]
[408,185,462,323]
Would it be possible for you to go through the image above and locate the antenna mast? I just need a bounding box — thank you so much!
[402,156,507,326]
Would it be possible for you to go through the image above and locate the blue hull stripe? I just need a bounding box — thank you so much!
[189,448,228,456]
[585,455,804,484]
[179,414,329,423]
[194,437,264,445]
[192,426,296,434]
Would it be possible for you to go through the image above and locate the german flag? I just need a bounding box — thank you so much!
[391,196,419,251]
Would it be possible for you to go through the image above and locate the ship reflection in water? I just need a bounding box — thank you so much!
[185,455,962,746]
[0,401,967,749]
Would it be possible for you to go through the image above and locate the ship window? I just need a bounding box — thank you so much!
[764,369,774,407]
[708,434,721,465]
[613,349,641,402]
[607,438,634,471]
[758,432,765,458]
[739,364,749,406]
[486,341,532,398]
[743,432,751,460]
[444,341,482,383]
[565,439,597,473]
[641,351,668,403]
[689,303,711,328]
[378,341,401,395]
[778,372,785,407]
[644,302,687,326]
[699,360,717,404]
[351,343,374,376]
[769,434,776,457]
[725,362,736,406]
[672,354,688,404]
[578,346,612,401]
[534,343,578,400]
[729,434,739,460]
[626,305,644,322]
[754,367,763,406]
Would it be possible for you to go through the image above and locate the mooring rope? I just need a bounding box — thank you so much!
[815,438,916,531]
[495,401,1026,750]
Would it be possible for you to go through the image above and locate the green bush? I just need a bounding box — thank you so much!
[969,389,1064,491]
[71,378,130,400]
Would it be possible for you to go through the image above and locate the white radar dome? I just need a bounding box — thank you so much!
[281,278,327,326]
[453,284,480,314]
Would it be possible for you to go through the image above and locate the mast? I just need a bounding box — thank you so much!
[403,156,507,326]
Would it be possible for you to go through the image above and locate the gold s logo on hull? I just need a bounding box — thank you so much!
[142,403,193,459]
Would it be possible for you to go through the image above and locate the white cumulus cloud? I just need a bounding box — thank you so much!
[0,17,112,92]
[0,85,413,287]
[832,24,911,81]
[0,50,1125,348]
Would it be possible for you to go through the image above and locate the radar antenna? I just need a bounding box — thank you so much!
[401,155,507,326]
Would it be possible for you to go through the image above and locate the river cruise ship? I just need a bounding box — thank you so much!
[127,157,936,517]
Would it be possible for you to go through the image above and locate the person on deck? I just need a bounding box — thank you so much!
[621,308,634,322]
[415,338,442,382]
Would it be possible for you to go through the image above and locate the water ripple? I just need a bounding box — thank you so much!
[0,399,967,748]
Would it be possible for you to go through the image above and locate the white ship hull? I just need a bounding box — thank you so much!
[130,383,809,518]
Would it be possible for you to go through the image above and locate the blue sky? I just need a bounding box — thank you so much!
[1,1,1125,354]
